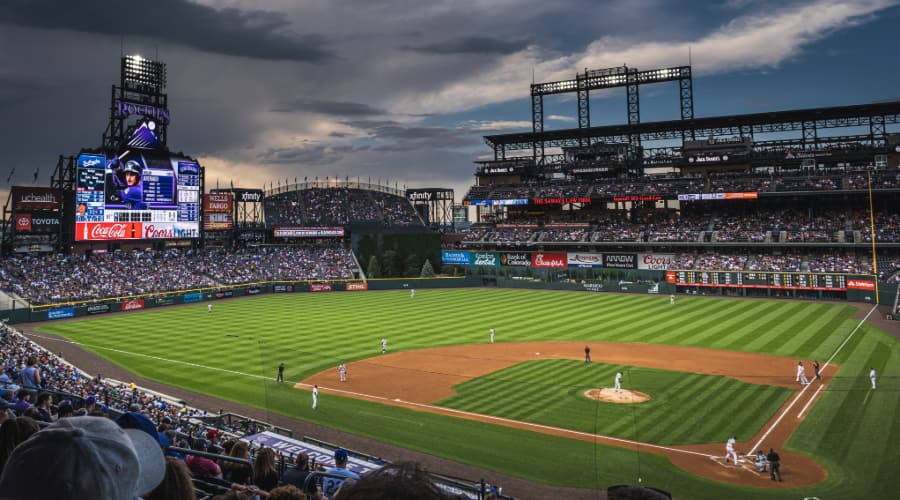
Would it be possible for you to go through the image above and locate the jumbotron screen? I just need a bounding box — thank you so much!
[75,151,200,241]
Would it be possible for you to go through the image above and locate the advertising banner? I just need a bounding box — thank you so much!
[86,303,111,315]
[346,282,368,291]
[12,187,62,211]
[155,296,177,306]
[473,252,498,266]
[531,252,567,268]
[603,253,638,269]
[677,192,758,201]
[214,290,234,299]
[612,195,663,202]
[203,212,233,231]
[847,279,876,290]
[203,192,234,231]
[500,252,531,267]
[274,227,345,238]
[638,253,675,271]
[14,214,31,232]
[47,307,75,320]
[246,287,262,295]
[22,212,61,233]
[440,251,471,265]
[242,431,380,475]
[532,197,591,205]
[567,252,603,268]
[273,284,294,293]
[122,299,145,311]
[310,283,333,292]
[233,189,264,203]
[183,292,203,303]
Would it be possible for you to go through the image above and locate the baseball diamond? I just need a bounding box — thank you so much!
[32,288,899,500]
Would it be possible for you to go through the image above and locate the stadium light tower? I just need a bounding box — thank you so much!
[102,55,170,149]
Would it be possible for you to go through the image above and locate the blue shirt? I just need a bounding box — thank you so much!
[322,467,360,499]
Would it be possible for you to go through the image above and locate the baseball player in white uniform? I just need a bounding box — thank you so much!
[312,385,318,409]
[208,303,212,313]
[796,361,809,385]
[489,328,495,343]
[669,294,675,305]
[381,337,388,354]
[725,436,739,464]
[410,288,415,298]
[870,367,877,389]
[614,372,622,393]
[338,363,347,382]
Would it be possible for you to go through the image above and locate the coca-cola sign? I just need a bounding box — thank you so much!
[122,299,145,311]
[76,223,140,241]
[639,253,675,271]
[531,252,567,268]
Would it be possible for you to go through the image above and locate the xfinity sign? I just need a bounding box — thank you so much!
[407,191,433,201]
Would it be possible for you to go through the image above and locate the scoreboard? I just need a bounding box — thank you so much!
[667,270,852,291]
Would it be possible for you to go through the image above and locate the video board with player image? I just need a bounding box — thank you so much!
[75,147,200,241]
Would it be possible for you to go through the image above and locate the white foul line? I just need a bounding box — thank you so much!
[749,304,877,454]
[797,384,824,419]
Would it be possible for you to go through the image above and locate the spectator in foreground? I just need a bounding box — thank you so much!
[282,451,317,494]
[222,439,253,485]
[334,461,450,499]
[0,417,40,476]
[0,416,165,500]
[146,456,198,500]
[323,448,361,498]
[252,447,280,492]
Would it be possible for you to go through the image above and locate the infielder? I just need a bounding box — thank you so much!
[614,372,622,393]
[796,361,809,385]
[338,363,347,382]
[870,367,877,389]
[312,385,318,409]
[489,328,495,343]
[381,337,388,354]
[725,436,739,464]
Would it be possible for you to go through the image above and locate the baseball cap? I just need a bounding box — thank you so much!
[0,415,165,499]
[86,395,96,405]
[116,411,162,445]
[334,448,349,462]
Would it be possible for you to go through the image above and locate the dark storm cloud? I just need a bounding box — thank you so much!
[404,36,531,55]
[256,144,345,165]
[344,120,476,149]
[270,99,386,116]
[0,0,334,63]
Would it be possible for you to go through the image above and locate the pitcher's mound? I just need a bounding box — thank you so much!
[584,388,651,403]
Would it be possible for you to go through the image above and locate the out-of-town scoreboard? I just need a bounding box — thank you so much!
[666,271,877,292]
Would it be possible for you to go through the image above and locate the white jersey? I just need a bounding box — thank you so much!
[870,369,877,379]
[726,437,736,450]
[381,338,387,351]
[208,304,212,312]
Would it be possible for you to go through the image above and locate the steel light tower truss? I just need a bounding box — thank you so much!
[102,55,169,150]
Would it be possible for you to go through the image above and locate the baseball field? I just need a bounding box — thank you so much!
[35,288,898,499]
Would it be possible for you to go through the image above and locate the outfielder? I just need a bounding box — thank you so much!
[208,303,212,313]
[338,363,347,382]
[312,385,318,409]
[725,436,739,464]
[489,328,495,343]
[381,337,388,354]
[410,288,415,298]
[796,361,809,385]
[669,294,675,305]
[870,367,877,389]
[614,372,622,393]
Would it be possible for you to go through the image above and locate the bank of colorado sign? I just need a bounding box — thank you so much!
[500,252,530,266]
[531,252,567,268]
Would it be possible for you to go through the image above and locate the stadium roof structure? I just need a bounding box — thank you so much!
[483,100,900,157]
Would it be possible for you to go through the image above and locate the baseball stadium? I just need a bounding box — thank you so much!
[1,45,899,500]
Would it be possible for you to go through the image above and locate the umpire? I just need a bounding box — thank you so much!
[767,448,782,481]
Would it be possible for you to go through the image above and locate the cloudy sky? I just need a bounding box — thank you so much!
[1,0,899,204]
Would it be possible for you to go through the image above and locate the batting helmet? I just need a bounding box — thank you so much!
[123,160,142,175]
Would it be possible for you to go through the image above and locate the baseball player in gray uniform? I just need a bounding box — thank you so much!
[614,372,622,393]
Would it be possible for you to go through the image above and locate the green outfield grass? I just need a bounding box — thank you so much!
[37,289,899,500]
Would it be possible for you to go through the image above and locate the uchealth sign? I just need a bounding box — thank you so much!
[603,253,637,269]
[500,252,530,266]
[638,253,675,270]
[567,252,603,268]
[12,187,62,211]
[531,252,567,268]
